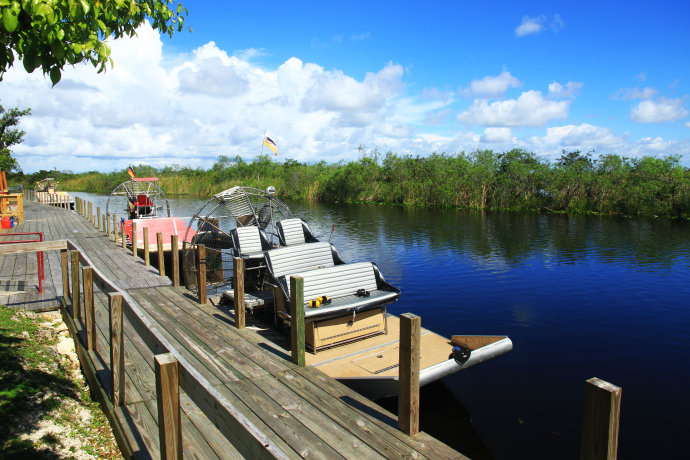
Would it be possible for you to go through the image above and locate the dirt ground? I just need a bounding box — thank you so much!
[0,307,122,459]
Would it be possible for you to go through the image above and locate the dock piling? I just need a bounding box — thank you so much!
[289,276,305,367]
[132,222,138,257]
[155,353,182,460]
[143,227,150,266]
[113,214,118,243]
[233,257,245,329]
[106,212,111,237]
[60,249,69,301]
[171,235,179,286]
[580,378,621,460]
[70,251,81,321]
[398,313,421,436]
[157,232,165,277]
[109,292,125,406]
[83,266,96,351]
[97,206,101,230]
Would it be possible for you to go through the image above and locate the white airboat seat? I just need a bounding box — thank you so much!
[276,218,319,246]
[264,242,400,321]
[230,226,272,259]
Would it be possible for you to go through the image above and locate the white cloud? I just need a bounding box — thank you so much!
[515,16,544,36]
[465,71,521,98]
[0,24,416,172]
[538,123,624,148]
[458,90,570,127]
[548,81,582,99]
[515,15,564,37]
[1,22,687,173]
[631,97,688,123]
[481,127,513,142]
[613,86,657,101]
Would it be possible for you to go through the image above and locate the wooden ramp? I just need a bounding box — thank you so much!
[1,199,465,459]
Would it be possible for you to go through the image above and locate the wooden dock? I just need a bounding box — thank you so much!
[1,200,465,459]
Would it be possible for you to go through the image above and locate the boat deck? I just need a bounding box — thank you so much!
[1,200,466,459]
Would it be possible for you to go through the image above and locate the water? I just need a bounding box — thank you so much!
[71,191,690,459]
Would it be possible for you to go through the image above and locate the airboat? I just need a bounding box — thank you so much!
[106,177,195,253]
[34,178,75,210]
[34,177,59,193]
[182,185,512,399]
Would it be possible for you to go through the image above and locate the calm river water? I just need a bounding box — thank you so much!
[73,191,690,459]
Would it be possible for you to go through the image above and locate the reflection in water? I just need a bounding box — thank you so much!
[377,381,494,460]
[71,192,690,459]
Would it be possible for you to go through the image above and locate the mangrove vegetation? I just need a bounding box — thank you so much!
[10,149,690,219]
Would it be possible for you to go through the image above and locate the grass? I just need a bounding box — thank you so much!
[0,305,121,459]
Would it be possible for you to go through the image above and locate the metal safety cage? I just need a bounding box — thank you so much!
[182,186,293,294]
[106,178,171,221]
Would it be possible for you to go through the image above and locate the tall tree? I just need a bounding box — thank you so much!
[0,0,188,85]
[0,103,30,172]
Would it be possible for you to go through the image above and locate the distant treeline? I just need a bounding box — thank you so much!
[11,150,690,219]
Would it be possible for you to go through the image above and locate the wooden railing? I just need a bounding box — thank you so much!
[59,239,289,459]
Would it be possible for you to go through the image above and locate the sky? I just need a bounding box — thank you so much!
[1,0,689,173]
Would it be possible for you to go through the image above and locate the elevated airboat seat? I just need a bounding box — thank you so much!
[230,226,273,260]
[135,194,154,216]
[264,242,400,322]
[276,218,319,246]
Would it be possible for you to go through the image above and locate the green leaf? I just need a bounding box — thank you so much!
[49,66,61,85]
[79,0,89,15]
[2,8,18,32]
[35,2,51,17]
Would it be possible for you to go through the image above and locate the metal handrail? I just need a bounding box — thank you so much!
[0,232,45,292]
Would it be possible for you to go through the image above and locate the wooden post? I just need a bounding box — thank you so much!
[170,235,179,286]
[121,219,126,249]
[70,251,81,321]
[131,221,138,258]
[398,312,421,436]
[233,257,245,329]
[155,353,182,460]
[83,266,96,352]
[580,378,622,460]
[106,212,111,237]
[113,214,118,243]
[157,232,165,277]
[109,292,125,406]
[143,226,150,266]
[290,276,305,367]
[197,244,207,304]
[60,249,69,301]
[96,206,101,229]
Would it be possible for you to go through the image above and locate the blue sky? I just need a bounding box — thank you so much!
[1,0,689,172]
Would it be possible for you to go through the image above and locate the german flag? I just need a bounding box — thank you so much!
[263,136,278,156]
[127,165,135,178]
